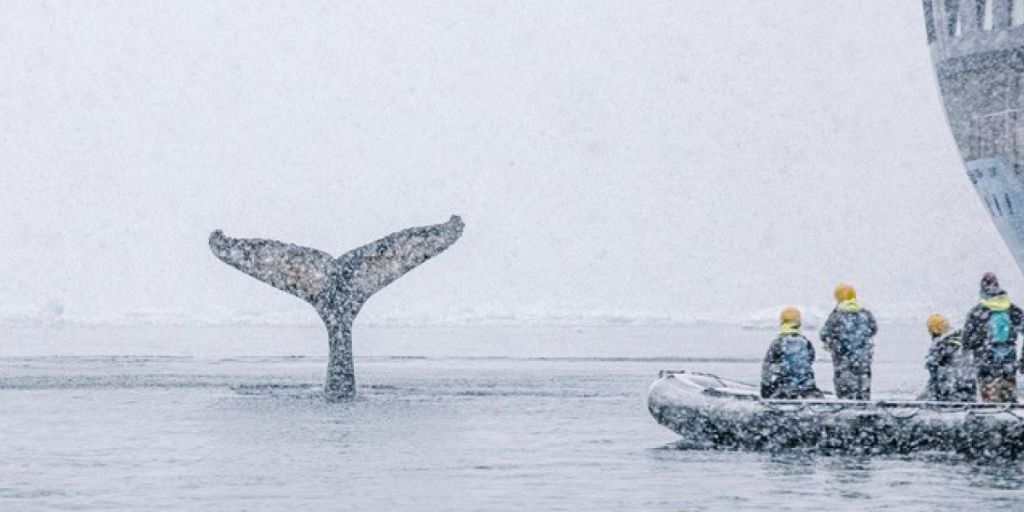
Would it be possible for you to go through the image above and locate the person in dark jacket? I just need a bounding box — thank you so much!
[923,314,977,402]
[761,307,824,399]
[820,284,878,400]
[962,273,1024,403]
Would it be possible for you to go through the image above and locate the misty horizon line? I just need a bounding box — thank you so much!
[0,302,987,329]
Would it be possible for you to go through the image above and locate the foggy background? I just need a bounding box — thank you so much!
[0,0,1018,326]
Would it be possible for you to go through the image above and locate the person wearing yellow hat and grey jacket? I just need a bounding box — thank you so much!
[923,314,976,402]
[820,284,878,400]
[761,307,824,399]
[962,273,1024,403]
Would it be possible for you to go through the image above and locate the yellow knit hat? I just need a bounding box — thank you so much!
[780,307,801,324]
[834,283,856,302]
[926,314,950,335]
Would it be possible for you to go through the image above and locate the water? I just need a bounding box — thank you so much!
[1,323,1022,511]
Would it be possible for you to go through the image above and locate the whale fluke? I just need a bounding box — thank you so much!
[209,231,334,303]
[210,215,465,400]
[341,216,465,299]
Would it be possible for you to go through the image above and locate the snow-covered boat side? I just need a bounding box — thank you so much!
[648,371,1024,457]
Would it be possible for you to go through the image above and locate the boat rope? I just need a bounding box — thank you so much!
[960,404,1024,420]
[805,403,847,414]
[876,404,920,421]
[761,401,807,413]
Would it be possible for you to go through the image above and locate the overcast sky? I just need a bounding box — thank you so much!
[0,0,1018,325]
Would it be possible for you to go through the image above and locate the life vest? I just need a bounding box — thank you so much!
[778,334,813,388]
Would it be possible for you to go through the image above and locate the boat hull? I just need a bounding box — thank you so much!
[648,371,1024,457]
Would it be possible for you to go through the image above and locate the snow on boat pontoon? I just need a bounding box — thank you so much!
[648,371,1024,457]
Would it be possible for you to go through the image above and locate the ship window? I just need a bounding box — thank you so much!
[981,0,995,30]
[924,0,938,42]
[1014,112,1024,155]
[947,0,961,36]
[1015,120,1024,154]
[1014,0,1024,25]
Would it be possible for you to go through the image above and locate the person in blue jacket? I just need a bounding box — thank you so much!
[962,273,1024,403]
[923,313,976,402]
[820,284,878,400]
[761,307,823,399]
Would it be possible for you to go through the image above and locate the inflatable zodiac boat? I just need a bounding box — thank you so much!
[648,371,1024,457]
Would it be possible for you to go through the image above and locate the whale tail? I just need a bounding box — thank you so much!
[209,215,464,305]
[209,215,465,400]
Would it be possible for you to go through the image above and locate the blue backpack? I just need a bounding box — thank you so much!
[988,310,1015,364]
[780,335,813,387]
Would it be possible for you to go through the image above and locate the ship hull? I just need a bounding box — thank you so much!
[925,1,1024,270]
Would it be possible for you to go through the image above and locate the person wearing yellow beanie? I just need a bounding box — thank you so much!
[922,314,976,402]
[760,307,823,399]
[962,272,1024,403]
[819,283,878,400]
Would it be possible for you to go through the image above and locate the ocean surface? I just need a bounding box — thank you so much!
[1,323,1022,511]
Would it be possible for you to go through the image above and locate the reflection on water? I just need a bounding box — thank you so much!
[965,459,1024,489]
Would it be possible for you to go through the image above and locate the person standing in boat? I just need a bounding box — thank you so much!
[962,273,1024,403]
[924,314,977,402]
[760,307,824,399]
[819,284,878,400]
